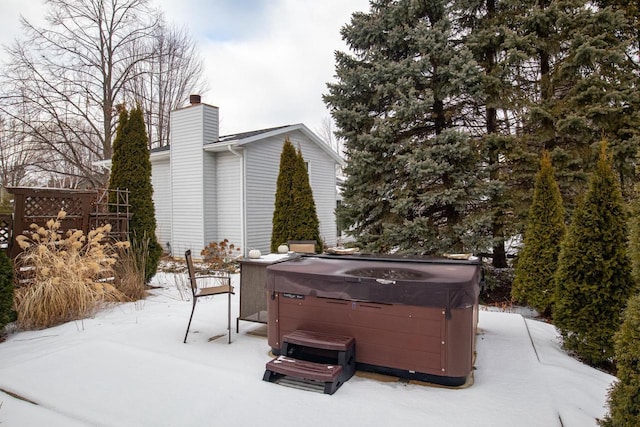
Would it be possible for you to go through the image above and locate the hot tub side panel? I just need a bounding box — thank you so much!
[444,307,476,378]
[267,293,459,378]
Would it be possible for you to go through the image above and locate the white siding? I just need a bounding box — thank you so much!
[151,158,171,252]
[202,104,221,245]
[215,151,242,248]
[168,104,219,256]
[203,151,217,244]
[244,129,339,253]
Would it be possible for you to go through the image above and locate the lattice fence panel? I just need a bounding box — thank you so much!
[0,214,11,253]
[23,196,85,217]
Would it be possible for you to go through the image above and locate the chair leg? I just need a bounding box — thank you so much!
[227,292,231,344]
[184,299,197,343]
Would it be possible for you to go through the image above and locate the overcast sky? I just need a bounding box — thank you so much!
[0,0,370,137]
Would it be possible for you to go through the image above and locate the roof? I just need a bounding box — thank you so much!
[204,123,344,165]
[148,123,344,166]
[215,125,291,143]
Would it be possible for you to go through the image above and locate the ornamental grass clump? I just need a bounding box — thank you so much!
[14,211,129,329]
[112,236,148,301]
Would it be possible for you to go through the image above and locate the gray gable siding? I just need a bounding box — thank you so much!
[215,151,242,248]
[244,137,282,254]
[244,129,338,253]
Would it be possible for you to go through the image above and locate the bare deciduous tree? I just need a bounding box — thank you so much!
[316,116,343,155]
[0,115,41,187]
[0,0,158,187]
[126,17,208,149]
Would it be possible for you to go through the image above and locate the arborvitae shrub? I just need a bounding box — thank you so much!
[271,138,323,252]
[109,105,162,283]
[554,142,636,367]
[292,147,323,253]
[512,151,566,318]
[599,293,640,427]
[628,185,640,286]
[271,138,298,252]
[0,249,15,333]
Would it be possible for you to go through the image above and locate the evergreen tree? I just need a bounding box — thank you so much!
[271,139,323,252]
[599,293,640,427]
[512,151,566,318]
[456,0,521,267]
[594,0,640,57]
[324,0,491,254]
[108,106,162,283]
[292,148,324,253]
[271,138,300,252]
[109,107,129,198]
[509,1,640,215]
[554,142,636,367]
[628,184,640,286]
[0,249,15,333]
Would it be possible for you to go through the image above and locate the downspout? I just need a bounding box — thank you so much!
[228,145,246,256]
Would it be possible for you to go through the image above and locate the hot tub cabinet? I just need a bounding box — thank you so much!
[266,255,481,387]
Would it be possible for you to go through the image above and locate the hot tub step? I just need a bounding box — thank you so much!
[281,330,356,383]
[263,356,345,395]
[283,329,355,351]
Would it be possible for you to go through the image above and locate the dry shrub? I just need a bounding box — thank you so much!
[201,239,241,273]
[14,211,129,330]
[112,237,148,301]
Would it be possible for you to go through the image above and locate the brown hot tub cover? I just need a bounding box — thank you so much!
[265,255,480,312]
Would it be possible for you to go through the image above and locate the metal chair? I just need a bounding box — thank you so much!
[183,249,235,344]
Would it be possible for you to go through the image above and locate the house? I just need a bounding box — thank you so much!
[150,95,343,258]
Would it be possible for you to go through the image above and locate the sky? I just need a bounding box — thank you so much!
[0,268,615,426]
[0,0,371,138]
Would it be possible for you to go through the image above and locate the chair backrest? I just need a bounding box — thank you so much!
[185,249,198,296]
[288,240,317,254]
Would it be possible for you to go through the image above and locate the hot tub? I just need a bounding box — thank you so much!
[265,254,481,386]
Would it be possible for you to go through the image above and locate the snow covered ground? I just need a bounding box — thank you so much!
[0,271,615,427]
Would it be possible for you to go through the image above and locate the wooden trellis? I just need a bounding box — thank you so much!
[6,187,131,259]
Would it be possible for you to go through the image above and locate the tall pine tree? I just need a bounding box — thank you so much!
[324,0,491,254]
[554,142,636,367]
[109,105,162,283]
[512,151,566,318]
[456,0,521,266]
[508,0,640,216]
